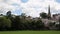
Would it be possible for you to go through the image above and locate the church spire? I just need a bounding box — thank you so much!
[48,5,51,19]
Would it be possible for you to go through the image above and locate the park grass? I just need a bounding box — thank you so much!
[0,31,60,34]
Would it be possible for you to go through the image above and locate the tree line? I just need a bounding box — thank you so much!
[0,11,60,31]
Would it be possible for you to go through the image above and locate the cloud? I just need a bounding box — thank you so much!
[0,0,20,14]
[0,0,60,17]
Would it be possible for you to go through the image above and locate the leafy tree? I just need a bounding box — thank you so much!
[36,19,44,30]
[13,16,21,30]
[0,14,3,16]
[0,17,11,30]
[58,17,60,30]
[6,11,12,19]
[40,12,48,18]
[21,13,26,19]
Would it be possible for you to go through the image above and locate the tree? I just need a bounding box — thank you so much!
[57,17,60,30]
[0,14,3,16]
[13,16,21,30]
[6,11,11,18]
[36,19,44,30]
[40,12,48,18]
[0,17,11,30]
[21,13,26,19]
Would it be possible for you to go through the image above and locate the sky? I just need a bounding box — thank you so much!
[0,0,60,17]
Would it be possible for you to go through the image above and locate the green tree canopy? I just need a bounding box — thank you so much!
[0,17,11,28]
[40,12,48,18]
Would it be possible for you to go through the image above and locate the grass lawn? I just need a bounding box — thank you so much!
[0,31,60,34]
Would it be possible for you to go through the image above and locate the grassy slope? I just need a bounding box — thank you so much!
[0,31,60,34]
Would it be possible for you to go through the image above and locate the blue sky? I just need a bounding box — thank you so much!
[21,0,28,3]
[56,0,60,3]
[0,0,60,17]
[12,9,22,15]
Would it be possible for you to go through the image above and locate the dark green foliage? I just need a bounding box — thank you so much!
[36,19,44,30]
[13,16,21,30]
[40,12,48,18]
[6,11,12,19]
[0,12,59,30]
[0,17,11,30]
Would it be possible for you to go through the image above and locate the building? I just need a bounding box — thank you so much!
[48,5,51,19]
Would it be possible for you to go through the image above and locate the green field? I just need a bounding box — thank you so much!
[0,31,60,34]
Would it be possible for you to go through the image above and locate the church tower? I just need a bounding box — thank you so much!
[48,5,51,19]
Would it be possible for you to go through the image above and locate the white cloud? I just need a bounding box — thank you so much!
[20,0,60,17]
[0,0,60,17]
